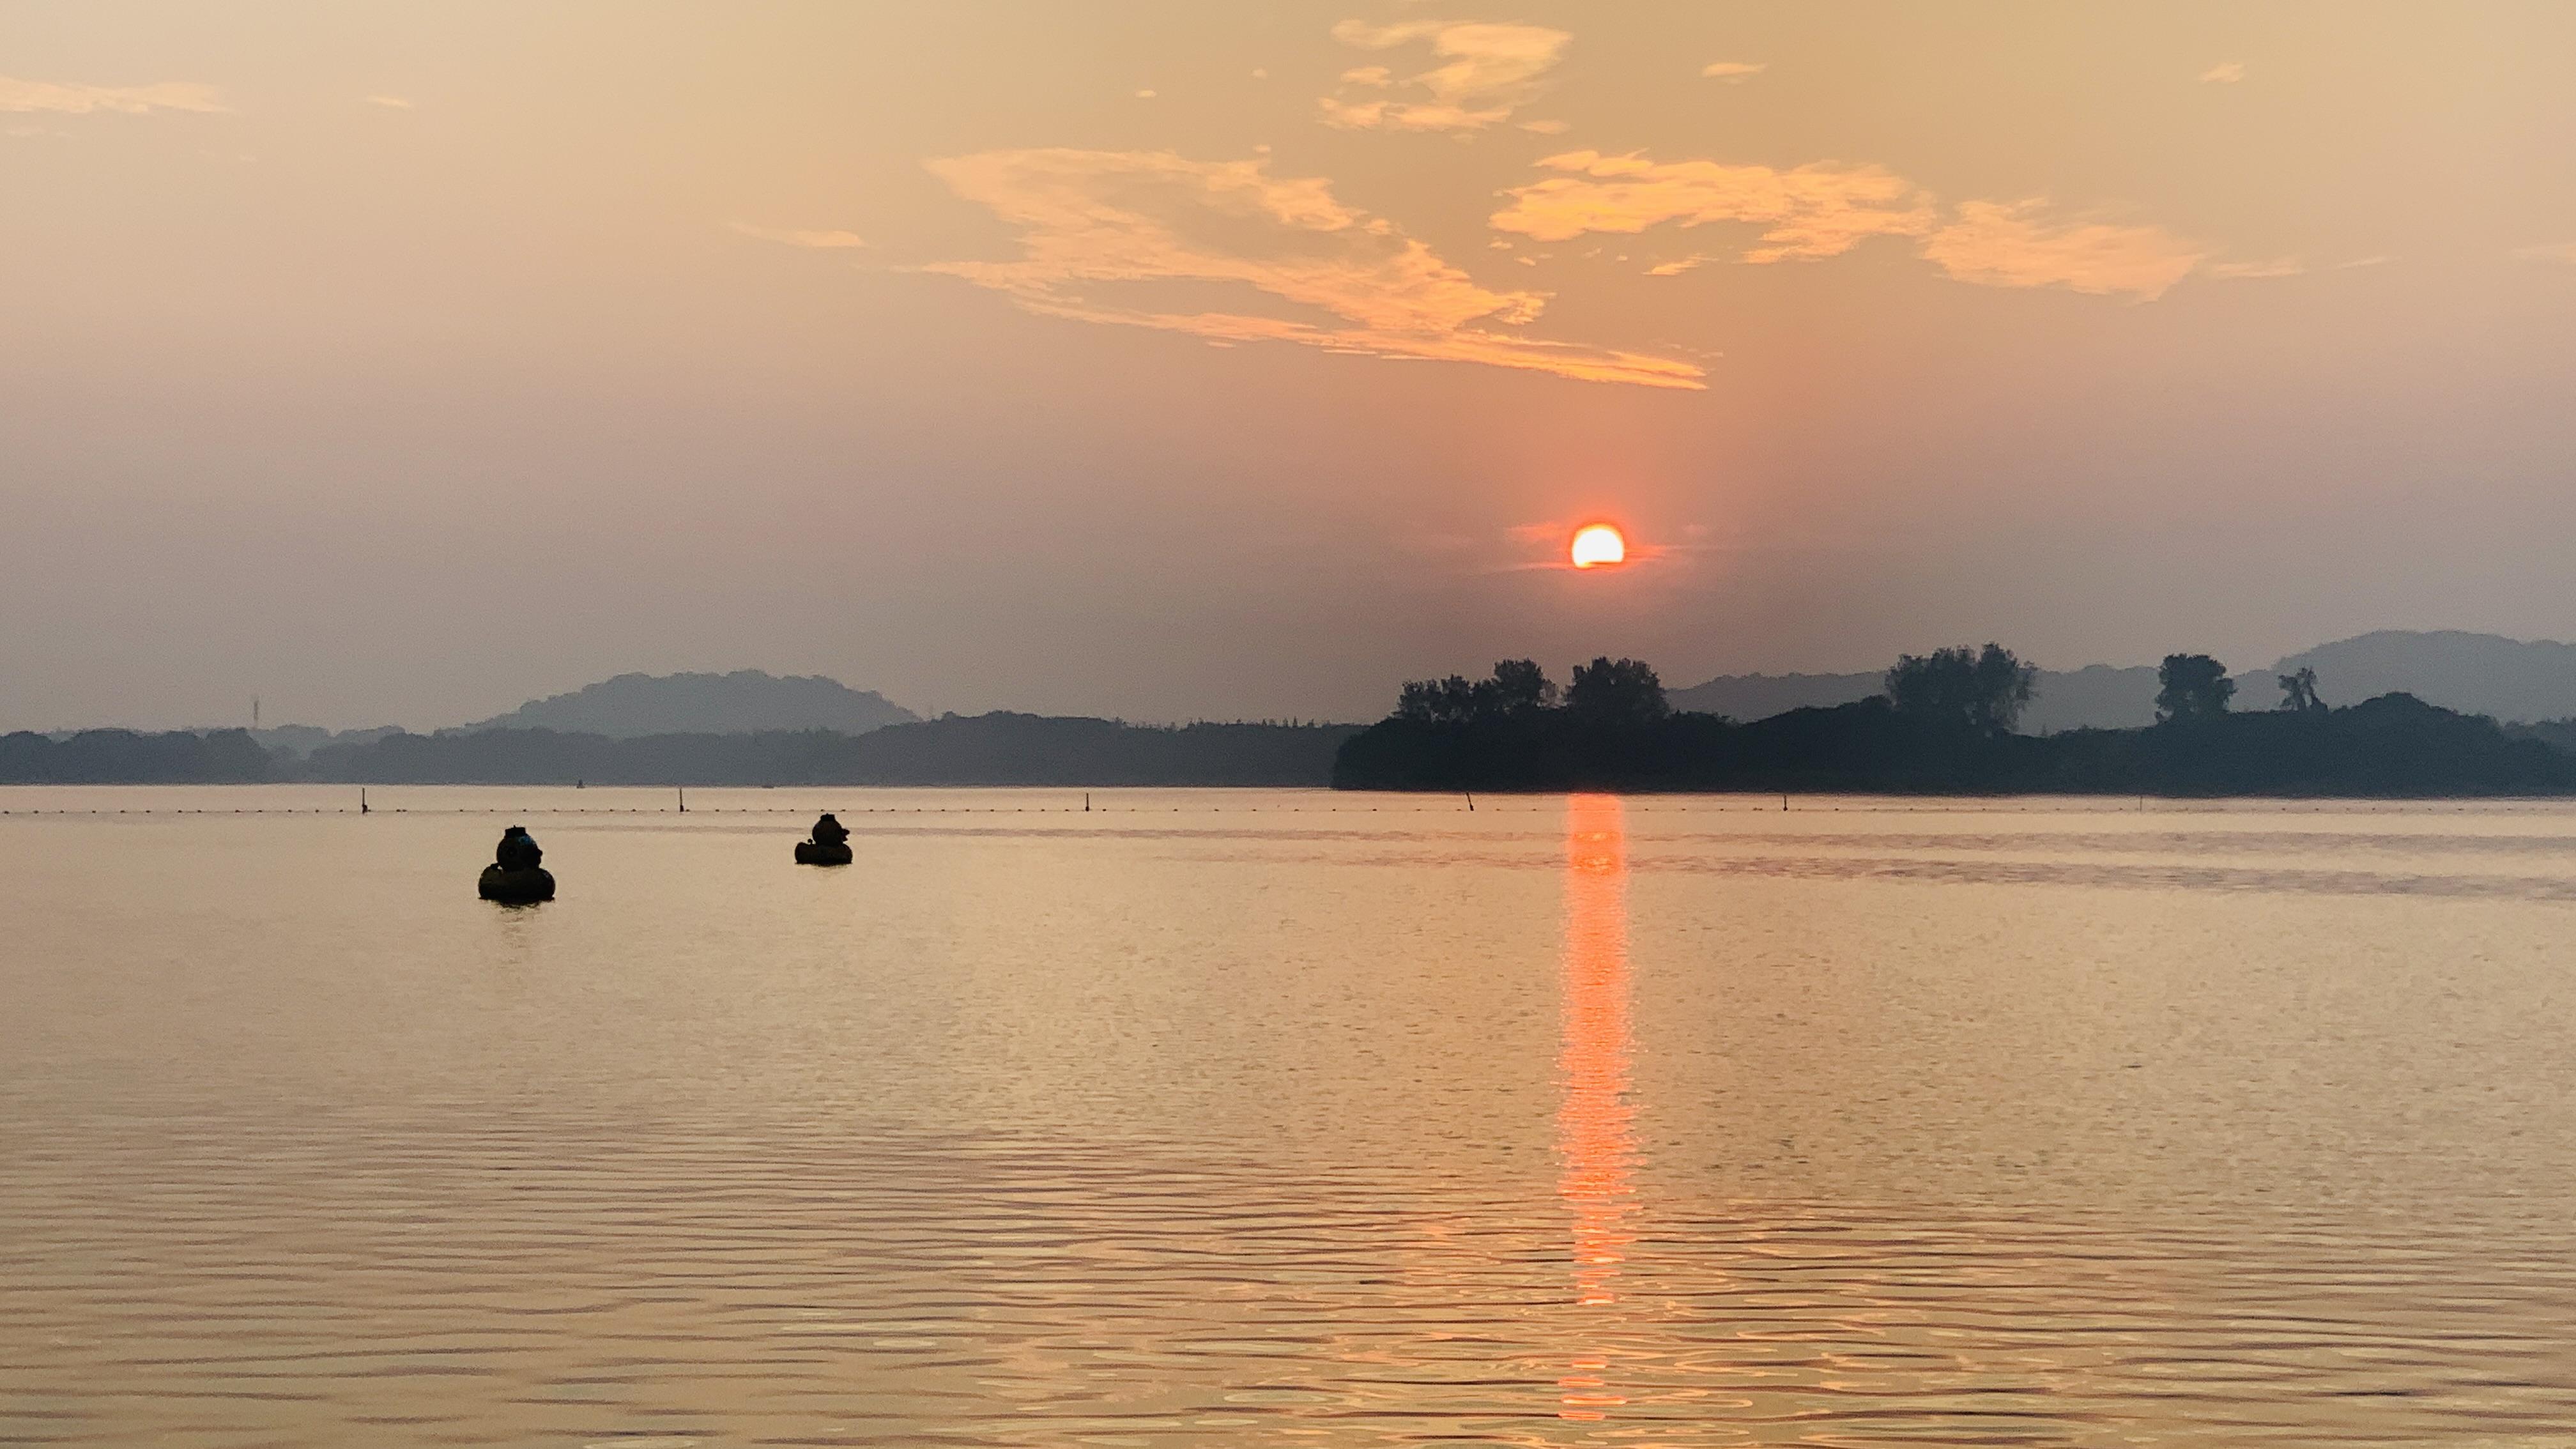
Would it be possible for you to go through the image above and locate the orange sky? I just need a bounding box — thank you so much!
[4,2,2573,728]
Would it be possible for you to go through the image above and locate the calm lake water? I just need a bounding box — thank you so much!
[5,786,2576,1447]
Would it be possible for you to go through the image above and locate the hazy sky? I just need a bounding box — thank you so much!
[6,2,2574,729]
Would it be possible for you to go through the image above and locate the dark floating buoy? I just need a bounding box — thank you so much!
[479,824,555,903]
[795,811,853,866]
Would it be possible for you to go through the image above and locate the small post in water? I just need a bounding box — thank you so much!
[678,786,686,814]
[360,788,368,815]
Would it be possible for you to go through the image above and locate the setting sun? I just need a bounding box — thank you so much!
[1569,524,1627,569]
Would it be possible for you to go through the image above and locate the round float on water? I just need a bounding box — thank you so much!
[479,864,556,903]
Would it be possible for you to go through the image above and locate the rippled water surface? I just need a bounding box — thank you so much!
[6,787,2576,1446]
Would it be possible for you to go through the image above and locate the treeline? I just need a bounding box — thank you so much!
[0,715,1361,787]
[0,729,277,784]
[1334,650,2576,796]
[303,713,1359,786]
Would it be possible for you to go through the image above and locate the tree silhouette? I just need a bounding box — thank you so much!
[1479,658,1558,716]
[2155,654,2235,722]
[1885,644,2037,734]
[2276,666,2325,713]
[1567,657,1669,726]
[1395,660,1557,724]
[1394,675,1478,725]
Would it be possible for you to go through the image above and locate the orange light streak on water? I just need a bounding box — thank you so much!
[1556,793,1639,1421]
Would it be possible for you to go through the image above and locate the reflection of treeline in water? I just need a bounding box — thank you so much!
[1333,648,2576,796]
[302,714,1359,786]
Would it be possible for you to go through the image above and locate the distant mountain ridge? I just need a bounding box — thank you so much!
[462,670,917,739]
[1672,632,2576,730]
[2272,632,2576,724]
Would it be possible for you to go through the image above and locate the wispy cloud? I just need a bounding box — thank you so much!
[1921,200,2205,300]
[1492,150,2205,301]
[2512,241,2576,264]
[923,148,1702,389]
[1492,150,1938,262]
[2200,61,2246,84]
[2205,255,2304,280]
[731,222,868,250]
[363,94,414,109]
[1319,20,1568,132]
[0,77,226,115]
[1700,61,1767,82]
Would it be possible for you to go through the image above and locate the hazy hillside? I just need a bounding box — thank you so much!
[1673,634,2576,730]
[1664,671,1879,720]
[1669,664,2166,732]
[1,729,276,784]
[463,671,917,739]
[2271,632,2576,723]
[249,724,402,759]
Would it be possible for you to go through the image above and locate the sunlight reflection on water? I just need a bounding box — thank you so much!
[1558,794,1637,1418]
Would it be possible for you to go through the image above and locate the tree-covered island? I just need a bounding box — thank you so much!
[1331,647,2576,796]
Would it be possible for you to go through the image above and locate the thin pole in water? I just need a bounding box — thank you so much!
[678,786,686,814]
[360,788,368,815]
[1782,793,1790,811]
[1466,792,1475,811]
[1084,792,1091,812]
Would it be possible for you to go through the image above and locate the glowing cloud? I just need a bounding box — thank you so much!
[924,148,1703,389]
[1493,150,1938,262]
[1700,61,1767,82]
[363,95,415,109]
[1320,19,1568,132]
[1922,200,2206,300]
[2201,62,2246,84]
[0,77,226,115]
[2512,242,2576,264]
[1495,150,2205,300]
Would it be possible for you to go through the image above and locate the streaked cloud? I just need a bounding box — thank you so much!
[1921,200,2205,300]
[923,148,1703,389]
[1320,19,1568,132]
[1492,150,1938,263]
[0,76,227,115]
[2511,241,2576,264]
[2200,62,2246,84]
[2206,255,2305,280]
[731,222,868,250]
[1700,61,1767,82]
[363,94,414,109]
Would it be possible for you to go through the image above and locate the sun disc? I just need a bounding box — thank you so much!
[1569,524,1627,569]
